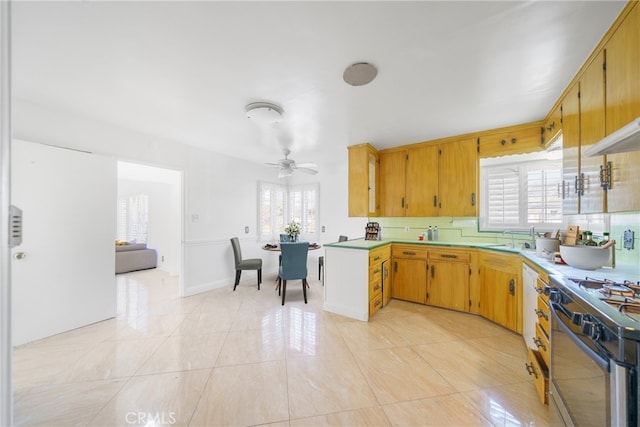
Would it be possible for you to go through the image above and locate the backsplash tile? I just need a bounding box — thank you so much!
[374,211,640,270]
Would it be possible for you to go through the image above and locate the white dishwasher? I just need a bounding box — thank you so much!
[522,263,538,349]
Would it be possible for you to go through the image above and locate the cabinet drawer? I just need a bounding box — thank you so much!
[369,293,383,317]
[369,245,391,265]
[536,277,550,305]
[369,276,382,297]
[392,244,428,259]
[428,250,471,263]
[534,323,550,368]
[536,297,550,336]
[526,348,549,405]
[369,263,383,284]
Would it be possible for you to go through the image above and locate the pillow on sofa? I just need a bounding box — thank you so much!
[116,243,148,252]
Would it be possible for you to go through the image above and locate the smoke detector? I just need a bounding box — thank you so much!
[245,102,284,125]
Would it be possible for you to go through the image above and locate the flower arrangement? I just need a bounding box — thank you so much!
[284,221,301,240]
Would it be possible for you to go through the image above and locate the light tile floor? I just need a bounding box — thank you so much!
[13,269,549,426]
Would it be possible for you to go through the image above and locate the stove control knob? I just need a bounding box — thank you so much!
[582,321,601,340]
[571,312,584,326]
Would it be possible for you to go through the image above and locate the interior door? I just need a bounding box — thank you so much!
[11,140,117,345]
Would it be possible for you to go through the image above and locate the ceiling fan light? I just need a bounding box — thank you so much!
[245,102,284,125]
[278,167,294,178]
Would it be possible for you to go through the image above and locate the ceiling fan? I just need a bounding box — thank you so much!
[266,149,318,178]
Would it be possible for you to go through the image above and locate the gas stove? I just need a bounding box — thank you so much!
[549,274,640,427]
[550,274,640,353]
[568,276,640,315]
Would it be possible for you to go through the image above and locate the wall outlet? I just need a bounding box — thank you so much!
[191,213,199,222]
[245,226,249,234]
[322,225,326,233]
[623,229,635,250]
[161,255,165,262]
[405,226,410,232]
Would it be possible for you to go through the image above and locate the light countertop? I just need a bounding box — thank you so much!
[325,238,640,282]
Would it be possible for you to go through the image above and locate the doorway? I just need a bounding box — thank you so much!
[117,161,183,293]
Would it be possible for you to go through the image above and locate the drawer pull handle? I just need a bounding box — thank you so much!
[533,337,546,351]
[402,251,416,256]
[525,362,538,379]
[373,256,381,261]
[440,254,457,259]
[373,284,381,292]
[374,299,382,307]
[373,268,381,274]
[534,308,549,321]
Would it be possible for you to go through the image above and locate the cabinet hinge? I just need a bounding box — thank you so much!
[469,299,472,307]
[603,61,606,72]
[476,137,480,153]
[439,148,442,156]
[469,268,471,276]
[577,90,581,99]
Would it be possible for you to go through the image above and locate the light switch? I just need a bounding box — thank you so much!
[245,226,249,234]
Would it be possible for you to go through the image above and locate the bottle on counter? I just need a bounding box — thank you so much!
[427,226,433,241]
[584,231,598,246]
[433,226,438,241]
[599,232,610,246]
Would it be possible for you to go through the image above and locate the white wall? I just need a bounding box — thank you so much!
[12,101,364,296]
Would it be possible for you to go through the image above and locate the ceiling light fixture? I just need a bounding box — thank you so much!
[343,62,377,86]
[245,102,284,125]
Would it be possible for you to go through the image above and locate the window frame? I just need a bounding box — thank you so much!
[479,151,562,232]
[258,181,320,242]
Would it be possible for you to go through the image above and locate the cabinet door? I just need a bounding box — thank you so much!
[348,144,377,217]
[562,83,580,215]
[391,257,426,304]
[605,4,640,213]
[439,138,477,216]
[543,104,562,146]
[379,150,407,217]
[406,145,439,217]
[580,51,607,214]
[480,266,519,332]
[428,260,469,312]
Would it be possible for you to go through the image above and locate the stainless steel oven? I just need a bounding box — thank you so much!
[548,275,639,426]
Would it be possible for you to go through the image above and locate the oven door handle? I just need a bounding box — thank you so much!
[550,302,610,372]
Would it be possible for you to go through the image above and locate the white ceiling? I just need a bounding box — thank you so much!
[11,1,627,171]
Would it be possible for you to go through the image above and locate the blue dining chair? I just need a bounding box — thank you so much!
[278,242,309,305]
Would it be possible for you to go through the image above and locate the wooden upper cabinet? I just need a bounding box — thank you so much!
[439,138,478,216]
[542,104,562,146]
[348,144,378,217]
[379,149,407,217]
[478,122,544,158]
[562,83,580,216]
[580,50,607,214]
[406,145,439,216]
[605,3,640,213]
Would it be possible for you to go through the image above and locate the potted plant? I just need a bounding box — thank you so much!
[284,221,301,242]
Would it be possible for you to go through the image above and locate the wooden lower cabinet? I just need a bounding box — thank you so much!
[392,257,427,303]
[427,249,471,312]
[369,245,391,317]
[479,252,522,333]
